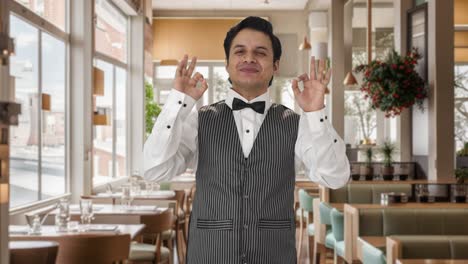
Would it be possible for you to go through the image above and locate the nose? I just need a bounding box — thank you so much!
[242,52,256,63]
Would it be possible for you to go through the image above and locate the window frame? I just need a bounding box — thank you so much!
[92,0,131,187]
[8,0,70,209]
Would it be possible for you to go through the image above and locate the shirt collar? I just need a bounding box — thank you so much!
[225,88,272,113]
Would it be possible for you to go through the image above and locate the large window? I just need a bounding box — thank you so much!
[14,0,66,30]
[94,0,127,63]
[455,65,468,152]
[93,0,129,186]
[344,1,397,159]
[153,62,224,107]
[9,11,67,208]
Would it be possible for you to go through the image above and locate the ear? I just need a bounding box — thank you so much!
[273,60,280,74]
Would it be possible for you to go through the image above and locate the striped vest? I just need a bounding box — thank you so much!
[186,101,299,264]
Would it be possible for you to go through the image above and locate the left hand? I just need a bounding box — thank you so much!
[291,56,331,112]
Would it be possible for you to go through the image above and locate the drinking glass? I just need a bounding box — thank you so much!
[79,198,94,230]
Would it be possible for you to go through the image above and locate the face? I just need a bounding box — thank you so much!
[226,28,279,91]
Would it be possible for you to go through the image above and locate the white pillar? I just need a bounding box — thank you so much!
[129,15,145,176]
[69,0,94,201]
[329,0,346,138]
[427,0,455,180]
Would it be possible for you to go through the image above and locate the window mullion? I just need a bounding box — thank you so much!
[112,65,117,178]
[38,29,43,201]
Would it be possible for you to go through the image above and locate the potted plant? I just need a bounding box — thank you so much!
[456,142,468,168]
[455,167,468,184]
[354,48,428,118]
[360,147,374,181]
[380,140,396,181]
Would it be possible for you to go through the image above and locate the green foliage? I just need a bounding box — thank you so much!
[354,49,427,117]
[455,167,468,184]
[145,81,161,138]
[457,142,468,157]
[380,140,396,167]
[361,147,374,167]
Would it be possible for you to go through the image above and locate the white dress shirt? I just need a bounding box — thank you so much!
[143,88,350,189]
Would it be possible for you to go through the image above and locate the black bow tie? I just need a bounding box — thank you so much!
[232,97,265,114]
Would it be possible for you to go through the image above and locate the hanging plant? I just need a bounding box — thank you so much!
[354,49,428,117]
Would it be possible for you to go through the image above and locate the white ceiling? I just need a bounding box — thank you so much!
[152,0,309,11]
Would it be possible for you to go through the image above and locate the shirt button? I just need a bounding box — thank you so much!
[325,116,328,120]
[167,125,171,129]
[320,118,324,122]
[246,129,250,133]
[334,139,337,143]
[183,103,187,107]
[178,100,182,104]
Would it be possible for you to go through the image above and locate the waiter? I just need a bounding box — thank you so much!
[144,16,350,264]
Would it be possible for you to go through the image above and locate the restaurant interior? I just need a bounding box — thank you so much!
[0,0,467,263]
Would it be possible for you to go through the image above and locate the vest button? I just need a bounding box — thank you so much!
[244,194,249,199]
[243,224,248,229]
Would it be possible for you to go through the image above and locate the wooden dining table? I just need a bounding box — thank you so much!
[396,260,468,264]
[42,204,170,225]
[9,224,145,240]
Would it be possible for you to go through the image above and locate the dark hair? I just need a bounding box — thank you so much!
[224,16,282,62]
[224,16,282,86]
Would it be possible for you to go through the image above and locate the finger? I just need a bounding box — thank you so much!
[310,56,316,80]
[181,54,189,76]
[317,59,325,82]
[192,72,204,83]
[291,79,300,98]
[201,79,208,92]
[297,73,309,82]
[176,55,187,77]
[323,68,332,84]
[187,56,197,77]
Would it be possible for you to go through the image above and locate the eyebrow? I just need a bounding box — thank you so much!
[233,44,270,51]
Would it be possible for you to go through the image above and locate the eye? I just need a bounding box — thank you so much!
[235,50,244,55]
[256,51,266,56]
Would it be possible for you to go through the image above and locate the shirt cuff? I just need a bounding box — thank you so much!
[168,89,197,120]
[302,106,328,133]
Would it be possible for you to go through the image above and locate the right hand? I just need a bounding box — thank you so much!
[174,54,208,101]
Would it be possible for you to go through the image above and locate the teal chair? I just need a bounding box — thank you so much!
[330,208,345,263]
[361,240,386,264]
[317,202,335,264]
[298,189,316,263]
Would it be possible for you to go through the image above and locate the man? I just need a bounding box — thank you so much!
[144,16,349,264]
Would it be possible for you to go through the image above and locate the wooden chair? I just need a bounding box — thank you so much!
[9,241,59,264]
[12,234,131,264]
[173,190,187,263]
[129,208,175,264]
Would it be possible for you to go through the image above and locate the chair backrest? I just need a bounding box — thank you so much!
[9,241,59,264]
[298,189,315,213]
[12,234,131,264]
[174,190,186,214]
[319,202,333,225]
[330,208,345,242]
[140,208,175,235]
[358,208,468,237]
[388,235,468,262]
